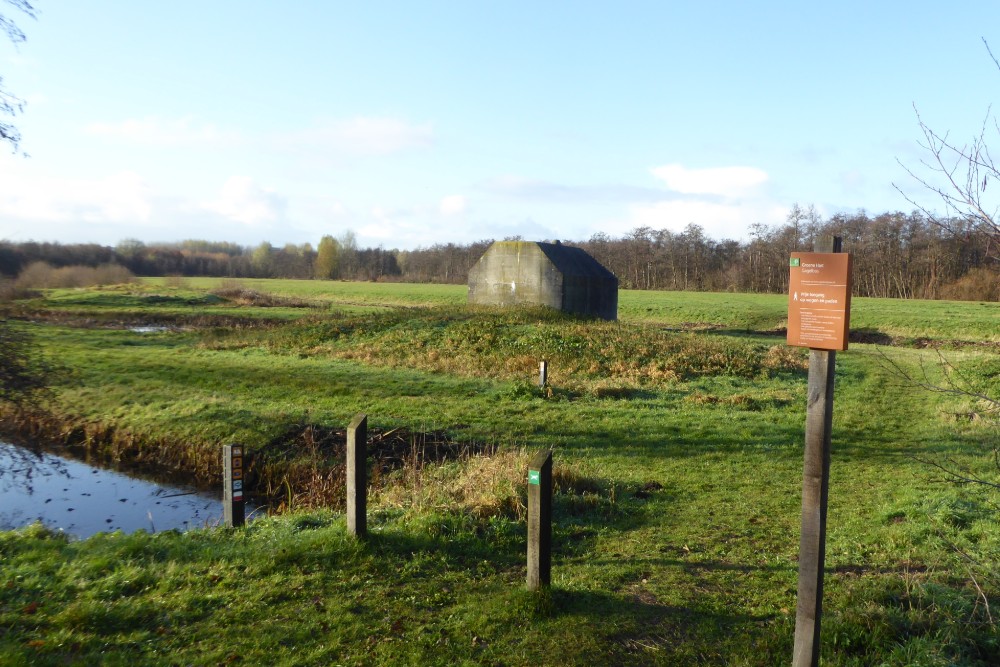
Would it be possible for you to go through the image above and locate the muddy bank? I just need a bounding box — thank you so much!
[0,407,493,512]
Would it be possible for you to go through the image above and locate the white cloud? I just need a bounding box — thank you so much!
[0,164,152,225]
[604,199,789,240]
[86,116,238,147]
[439,194,466,215]
[651,164,769,197]
[85,172,153,222]
[571,162,785,240]
[484,176,664,203]
[284,116,433,156]
[203,176,286,226]
[838,169,866,194]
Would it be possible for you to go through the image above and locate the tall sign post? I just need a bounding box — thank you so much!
[223,444,245,528]
[789,237,851,667]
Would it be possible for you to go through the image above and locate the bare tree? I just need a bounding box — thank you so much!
[890,38,999,428]
[1,0,36,153]
[895,38,1000,263]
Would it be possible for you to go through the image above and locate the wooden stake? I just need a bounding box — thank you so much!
[793,235,841,667]
[347,413,368,538]
[223,444,245,528]
[527,449,553,591]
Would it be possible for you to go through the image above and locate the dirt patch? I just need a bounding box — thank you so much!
[210,286,317,308]
[661,322,725,331]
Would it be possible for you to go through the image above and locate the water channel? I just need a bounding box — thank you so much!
[0,440,256,538]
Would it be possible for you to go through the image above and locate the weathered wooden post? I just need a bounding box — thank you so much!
[346,412,368,538]
[789,236,852,667]
[539,360,548,389]
[527,449,553,591]
[222,444,245,528]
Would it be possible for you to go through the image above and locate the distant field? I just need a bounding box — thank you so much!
[136,277,1000,341]
[1,279,997,665]
[146,277,468,311]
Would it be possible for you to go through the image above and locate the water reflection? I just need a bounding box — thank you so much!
[0,441,243,538]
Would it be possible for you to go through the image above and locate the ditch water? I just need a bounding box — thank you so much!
[0,440,254,538]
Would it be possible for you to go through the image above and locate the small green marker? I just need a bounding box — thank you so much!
[790,257,801,267]
[528,470,540,485]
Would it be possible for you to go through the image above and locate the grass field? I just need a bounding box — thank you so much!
[1,280,998,665]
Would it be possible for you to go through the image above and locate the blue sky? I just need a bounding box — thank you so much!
[1,1,998,249]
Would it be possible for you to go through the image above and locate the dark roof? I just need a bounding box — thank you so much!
[535,242,618,283]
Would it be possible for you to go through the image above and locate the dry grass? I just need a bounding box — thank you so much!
[210,281,316,308]
[376,448,531,520]
[375,447,615,522]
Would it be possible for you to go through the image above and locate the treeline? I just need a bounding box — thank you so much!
[0,208,996,300]
[579,208,997,300]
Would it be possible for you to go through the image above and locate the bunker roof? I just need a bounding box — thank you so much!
[510,241,618,282]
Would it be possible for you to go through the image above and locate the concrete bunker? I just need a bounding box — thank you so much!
[467,240,618,320]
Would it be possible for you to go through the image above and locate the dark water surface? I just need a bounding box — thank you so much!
[0,441,242,538]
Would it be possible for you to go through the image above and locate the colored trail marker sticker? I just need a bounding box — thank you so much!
[223,444,246,527]
[528,470,541,485]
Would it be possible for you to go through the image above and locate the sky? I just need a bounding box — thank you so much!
[1,1,999,250]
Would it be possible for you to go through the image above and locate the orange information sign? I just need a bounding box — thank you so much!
[787,252,853,351]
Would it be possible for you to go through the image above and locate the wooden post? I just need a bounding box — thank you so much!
[793,235,842,667]
[539,360,548,389]
[346,412,368,538]
[527,449,553,591]
[223,444,245,528]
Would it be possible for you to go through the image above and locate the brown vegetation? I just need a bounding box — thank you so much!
[14,261,136,290]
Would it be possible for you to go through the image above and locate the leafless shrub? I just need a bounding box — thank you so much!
[939,267,1000,302]
[0,278,38,301]
[14,261,136,289]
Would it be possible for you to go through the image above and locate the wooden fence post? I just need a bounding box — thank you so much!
[223,444,245,528]
[347,413,368,538]
[539,360,548,389]
[793,235,842,667]
[527,449,553,591]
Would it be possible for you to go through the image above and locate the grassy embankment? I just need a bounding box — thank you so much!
[1,279,998,665]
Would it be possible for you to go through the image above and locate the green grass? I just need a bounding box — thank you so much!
[1,281,998,665]
[22,278,1000,341]
[619,290,1000,342]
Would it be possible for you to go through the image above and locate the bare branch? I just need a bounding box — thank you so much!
[984,36,1000,73]
[909,454,1000,491]
[875,347,1000,420]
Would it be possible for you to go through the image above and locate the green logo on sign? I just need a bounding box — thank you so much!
[528,470,540,485]
[790,258,800,267]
